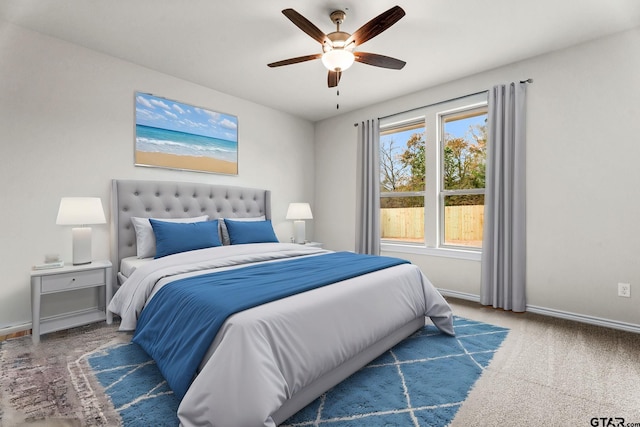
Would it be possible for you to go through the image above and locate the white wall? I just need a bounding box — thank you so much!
[314,28,640,329]
[0,21,315,330]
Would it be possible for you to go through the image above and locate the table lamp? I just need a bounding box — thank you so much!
[286,203,313,244]
[56,197,106,265]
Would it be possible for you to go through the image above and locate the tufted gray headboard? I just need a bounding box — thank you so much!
[110,179,271,282]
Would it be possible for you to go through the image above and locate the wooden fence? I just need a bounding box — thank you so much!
[381,205,484,245]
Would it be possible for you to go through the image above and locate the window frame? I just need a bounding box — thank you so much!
[379,92,488,260]
[438,105,488,250]
[379,118,426,244]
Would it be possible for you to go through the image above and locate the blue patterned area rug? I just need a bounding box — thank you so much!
[86,316,508,426]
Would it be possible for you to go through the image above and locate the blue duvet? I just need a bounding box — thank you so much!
[132,251,409,399]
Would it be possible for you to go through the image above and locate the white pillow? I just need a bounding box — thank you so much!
[131,215,209,258]
[219,216,266,245]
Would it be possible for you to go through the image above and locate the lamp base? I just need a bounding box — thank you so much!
[293,220,306,244]
[72,227,93,265]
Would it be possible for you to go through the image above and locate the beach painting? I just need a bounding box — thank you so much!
[134,92,238,175]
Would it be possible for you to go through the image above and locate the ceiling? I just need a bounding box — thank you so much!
[1,0,639,122]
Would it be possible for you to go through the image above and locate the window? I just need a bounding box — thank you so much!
[379,93,488,255]
[380,121,425,243]
[440,107,487,248]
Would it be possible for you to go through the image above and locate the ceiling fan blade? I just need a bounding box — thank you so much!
[268,53,322,67]
[355,52,406,70]
[328,70,342,88]
[282,9,330,45]
[345,5,405,47]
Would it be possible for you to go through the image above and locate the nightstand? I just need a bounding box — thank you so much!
[30,260,112,344]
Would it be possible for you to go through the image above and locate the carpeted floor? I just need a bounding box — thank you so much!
[0,314,507,427]
[2,298,639,426]
[448,298,640,426]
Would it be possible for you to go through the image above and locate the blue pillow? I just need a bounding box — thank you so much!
[224,219,279,245]
[150,219,221,258]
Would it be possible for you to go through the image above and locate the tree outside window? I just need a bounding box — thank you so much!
[379,102,487,249]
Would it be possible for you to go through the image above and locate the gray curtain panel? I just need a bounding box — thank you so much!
[355,119,381,255]
[480,82,527,312]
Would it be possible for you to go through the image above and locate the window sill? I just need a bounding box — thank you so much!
[381,242,482,261]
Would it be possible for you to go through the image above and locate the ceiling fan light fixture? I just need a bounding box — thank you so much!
[321,49,355,72]
[269,6,406,87]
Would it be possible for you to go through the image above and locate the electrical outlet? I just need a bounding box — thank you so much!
[618,283,631,298]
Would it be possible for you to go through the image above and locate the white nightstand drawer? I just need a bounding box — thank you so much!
[41,269,104,293]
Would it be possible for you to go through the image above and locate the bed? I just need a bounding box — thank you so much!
[108,179,454,427]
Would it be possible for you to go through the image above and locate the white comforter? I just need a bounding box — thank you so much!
[108,243,454,427]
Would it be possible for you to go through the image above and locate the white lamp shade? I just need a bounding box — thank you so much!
[286,203,313,220]
[321,49,355,72]
[56,197,106,225]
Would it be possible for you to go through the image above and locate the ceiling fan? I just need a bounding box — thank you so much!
[268,6,407,88]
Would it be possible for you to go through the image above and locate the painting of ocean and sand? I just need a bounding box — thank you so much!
[135,92,238,174]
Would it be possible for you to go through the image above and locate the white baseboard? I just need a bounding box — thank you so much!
[526,305,640,334]
[438,289,640,334]
[438,289,480,303]
[0,322,31,336]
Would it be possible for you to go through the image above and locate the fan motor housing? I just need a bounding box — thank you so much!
[324,31,352,52]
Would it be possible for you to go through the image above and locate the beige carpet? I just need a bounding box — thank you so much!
[447,298,640,426]
[2,299,639,426]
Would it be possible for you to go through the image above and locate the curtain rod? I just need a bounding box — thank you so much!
[353,79,533,127]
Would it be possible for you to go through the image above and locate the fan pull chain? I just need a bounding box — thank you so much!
[337,89,340,110]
